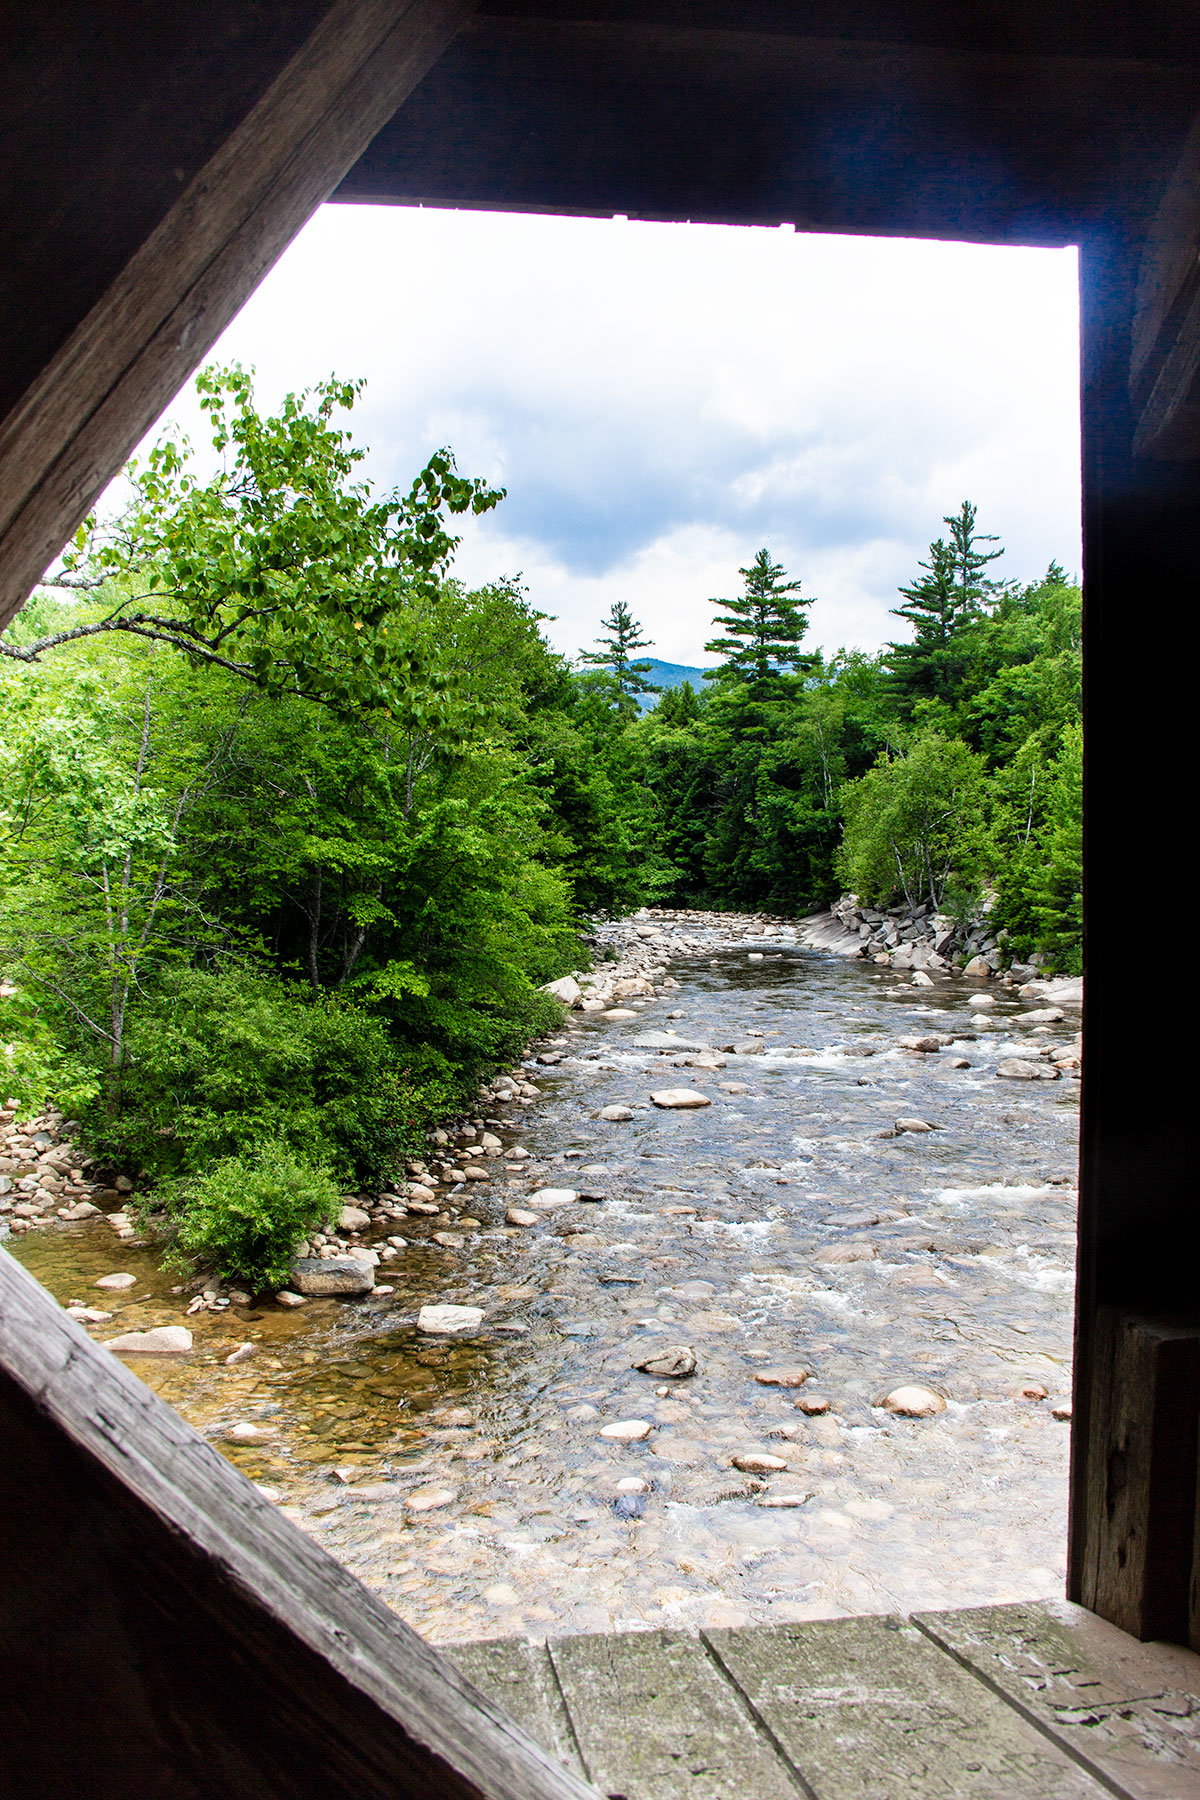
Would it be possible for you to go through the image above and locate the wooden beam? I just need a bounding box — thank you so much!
[0,0,478,632]
[0,1248,596,1799]
[1077,1309,1199,1643]
[1132,111,1200,458]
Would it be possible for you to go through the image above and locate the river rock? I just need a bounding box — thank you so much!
[338,1204,370,1231]
[275,1290,307,1307]
[106,1325,193,1355]
[1015,1006,1065,1025]
[225,1341,256,1365]
[527,1187,578,1209]
[288,1255,375,1296]
[598,1104,634,1121]
[599,1418,653,1441]
[417,1303,484,1334]
[732,1041,766,1056]
[880,1384,946,1417]
[731,1451,788,1473]
[718,1081,750,1094]
[94,1272,136,1290]
[754,1366,810,1387]
[650,1088,712,1109]
[997,1060,1061,1080]
[61,1200,101,1220]
[406,1484,459,1512]
[505,1207,540,1227]
[66,1305,112,1322]
[894,1117,937,1133]
[911,970,934,987]
[633,1344,697,1378]
[815,1242,876,1263]
[463,1165,490,1180]
[795,1395,830,1414]
[968,993,995,1008]
[962,955,992,980]
[603,1008,639,1020]
[542,975,582,1007]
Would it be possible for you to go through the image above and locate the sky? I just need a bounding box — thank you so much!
[137,203,1082,669]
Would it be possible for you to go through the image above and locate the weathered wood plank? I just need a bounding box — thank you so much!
[0,1248,597,1800]
[705,1615,1109,1798]
[1079,1310,1200,1643]
[1132,110,1200,460]
[451,1639,587,1780]
[0,0,477,627]
[548,1627,803,1800]
[916,1599,1200,1800]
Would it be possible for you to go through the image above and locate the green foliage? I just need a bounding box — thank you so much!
[837,733,986,913]
[153,1142,340,1290]
[705,549,817,696]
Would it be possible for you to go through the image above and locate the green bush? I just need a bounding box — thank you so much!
[154,1143,339,1290]
[84,965,435,1187]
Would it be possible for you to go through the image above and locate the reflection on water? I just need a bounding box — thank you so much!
[15,948,1080,1643]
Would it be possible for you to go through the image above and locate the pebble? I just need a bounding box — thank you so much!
[731,1452,788,1473]
[505,1207,540,1228]
[795,1395,831,1415]
[815,1243,876,1264]
[94,1272,136,1290]
[649,1089,712,1109]
[599,1419,653,1441]
[633,1344,697,1378]
[275,1290,307,1308]
[417,1303,485,1335]
[880,1385,946,1417]
[754,1366,810,1387]
[405,1485,459,1513]
[105,1325,193,1355]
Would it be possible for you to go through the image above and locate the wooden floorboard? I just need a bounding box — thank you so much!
[448,1602,1200,1800]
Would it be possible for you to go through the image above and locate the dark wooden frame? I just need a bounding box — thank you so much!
[4,2,1200,1789]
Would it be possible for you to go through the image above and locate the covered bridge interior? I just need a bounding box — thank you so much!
[2,4,1199,1795]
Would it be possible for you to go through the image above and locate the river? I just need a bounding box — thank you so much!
[14,934,1081,1644]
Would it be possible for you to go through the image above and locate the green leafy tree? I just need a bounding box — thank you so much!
[705,549,816,695]
[838,733,986,913]
[579,599,659,715]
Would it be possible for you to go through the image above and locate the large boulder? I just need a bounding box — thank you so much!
[541,975,582,1008]
[288,1254,375,1296]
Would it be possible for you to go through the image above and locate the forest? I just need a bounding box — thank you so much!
[0,371,1080,1281]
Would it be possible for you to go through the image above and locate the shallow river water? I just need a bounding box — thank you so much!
[16,943,1081,1645]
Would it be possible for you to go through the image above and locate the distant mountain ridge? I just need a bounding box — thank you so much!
[636,658,708,710]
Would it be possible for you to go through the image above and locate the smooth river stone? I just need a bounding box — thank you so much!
[632,1344,697,1378]
[288,1255,375,1296]
[598,1105,633,1121]
[599,1419,653,1441]
[527,1187,578,1209]
[754,1366,810,1388]
[417,1303,485,1335]
[105,1325,193,1355]
[649,1088,712,1109]
[880,1384,947,1417]
[602,1008,639,1020]
[94,1272,136,1290]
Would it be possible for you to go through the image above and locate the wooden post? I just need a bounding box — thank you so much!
[1069,228,1200,1642]
[0,1249,597,1800]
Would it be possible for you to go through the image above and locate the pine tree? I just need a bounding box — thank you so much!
[704,549,815,693]
[579,599,659,714]
[887,502,1003,716]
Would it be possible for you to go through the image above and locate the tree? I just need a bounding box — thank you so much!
[886,502,1003,717]
[3,365,504,719]
[579,599,659,715]
[705,549,816,694]
[837,733,985,914]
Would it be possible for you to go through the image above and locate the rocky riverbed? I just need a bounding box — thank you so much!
[8,908,1081,1644]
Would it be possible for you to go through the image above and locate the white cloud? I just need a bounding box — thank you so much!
[134,203,1081,665]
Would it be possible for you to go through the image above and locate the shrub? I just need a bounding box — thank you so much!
[154,1142,339,1290]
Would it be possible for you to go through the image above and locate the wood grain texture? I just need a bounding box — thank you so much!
[0,0,477,628]
[1132,111,1200,459]
[916,1600,1200,1800]
[1079,1311,1200,1643]
[548,1627,804,1799]
[705,1614,1108,1798]
[0,1247,597,1800]
[451,1638,588,1779]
